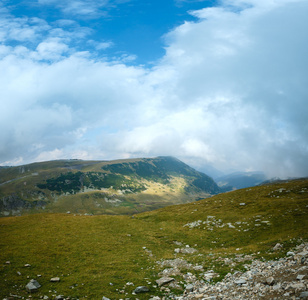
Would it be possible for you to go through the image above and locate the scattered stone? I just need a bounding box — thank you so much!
[55,295,64,300]
[174,241,183,246]
[24,264,31,267]
[273,243,283,251]
[43,296,49,299]
[5,261,10,264]
[204,271,217,281]
[193,265,204,271]
[50,277,60,282]
[184,220,203,228]
[102,297,110,300]
[156,277,175,287]
[234,278,247,285]
[169,281,183,290]
[239,203,246,206]
[185,284,194,292]
[25,279,41,292]
[134,286,149,293]
[17,271,21,276]
[162,242,308,300]
[266,276,275,285]
[179,247,197,254]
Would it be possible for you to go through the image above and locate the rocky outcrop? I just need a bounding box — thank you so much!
[0,194,47,216]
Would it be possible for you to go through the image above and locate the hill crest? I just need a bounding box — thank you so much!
[0,156,220,216]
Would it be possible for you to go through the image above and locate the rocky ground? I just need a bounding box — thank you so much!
[153,242,308,300]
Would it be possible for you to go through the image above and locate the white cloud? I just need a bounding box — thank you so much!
[96,41,113,50]
[0,0,307,179]
[34,148,64,162]
[35,38,70,60]
[38,0,114,18]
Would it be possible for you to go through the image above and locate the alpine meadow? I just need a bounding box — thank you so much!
[0,157,307,299]
[1,0,308,299]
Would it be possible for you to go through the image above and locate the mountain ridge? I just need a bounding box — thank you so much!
[0,156,220,217]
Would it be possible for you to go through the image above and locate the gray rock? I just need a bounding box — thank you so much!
[134,286,149,293]
[266,276,275,285]
[234,278,247,285]
[102,297,110,300]
[297,274,305,280]
[156,277,175,287]
[180,247,197,254]
[50,277,60,282]
[185,284,194,292]
[273,243,283,251]
[55,295,64,300]
[25,279,41,292]
[287,251,295,256]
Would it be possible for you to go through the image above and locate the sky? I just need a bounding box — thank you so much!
[0,0,307,179]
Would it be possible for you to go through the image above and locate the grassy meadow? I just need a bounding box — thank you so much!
[0,178,307,299]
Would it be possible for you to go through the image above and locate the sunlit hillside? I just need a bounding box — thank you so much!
[0,157,220,217]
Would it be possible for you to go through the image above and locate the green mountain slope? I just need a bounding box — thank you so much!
[0,156,220,216]
[0,178,307,299]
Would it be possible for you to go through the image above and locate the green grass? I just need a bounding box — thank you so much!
[0,178,307,299]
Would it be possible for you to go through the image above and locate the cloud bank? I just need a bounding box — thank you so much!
[1,0,307,178]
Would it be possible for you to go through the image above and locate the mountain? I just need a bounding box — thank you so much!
[216,171,267,190]
[0,156,220,216]
[194,164,225,179]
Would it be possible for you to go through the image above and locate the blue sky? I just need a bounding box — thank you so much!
[1,0,308,178]
[4,0,216,64]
